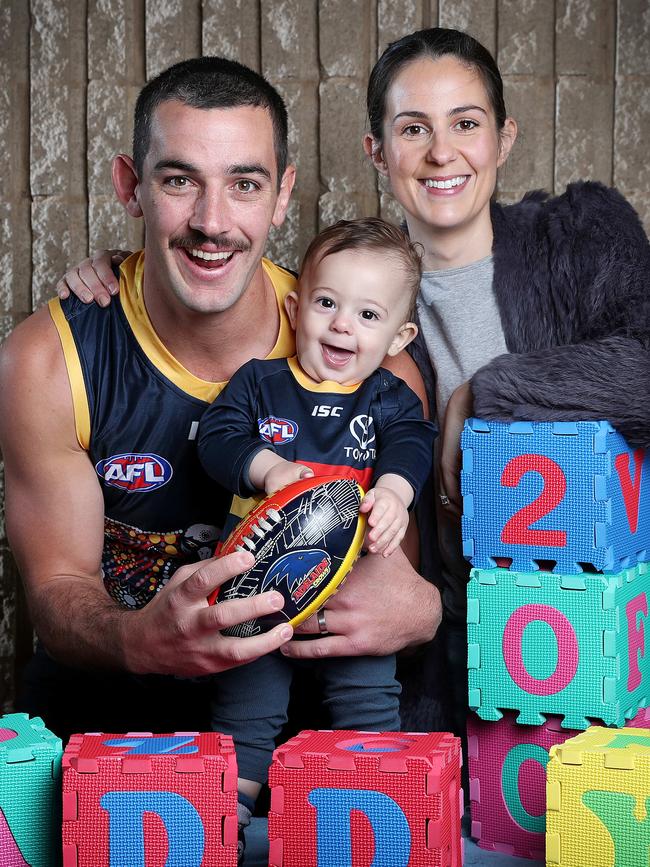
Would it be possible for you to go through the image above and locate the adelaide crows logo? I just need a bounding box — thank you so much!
[260,549,332,609]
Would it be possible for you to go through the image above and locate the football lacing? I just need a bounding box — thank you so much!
[235,508,283,553]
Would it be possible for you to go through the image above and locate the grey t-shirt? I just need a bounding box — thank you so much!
[416,255,507,619]
[416,255,507,428]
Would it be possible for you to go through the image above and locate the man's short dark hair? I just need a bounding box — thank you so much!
[133,56,289,185]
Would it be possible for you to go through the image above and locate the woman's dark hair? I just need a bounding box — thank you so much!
[367,27,507,141]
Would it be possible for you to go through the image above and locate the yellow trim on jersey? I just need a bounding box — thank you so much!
[288,485,367,629]
[230,493,263,520]
[287,356,361,394]
[119,251,297,403]
[48,297,92,450]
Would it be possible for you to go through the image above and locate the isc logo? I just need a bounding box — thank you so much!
[95,453,173,492]
[311,405,343,417]
[258,416,298,445]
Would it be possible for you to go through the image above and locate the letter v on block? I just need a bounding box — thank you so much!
[614,448,645,534]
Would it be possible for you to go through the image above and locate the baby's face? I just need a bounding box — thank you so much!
[286,247,415,386]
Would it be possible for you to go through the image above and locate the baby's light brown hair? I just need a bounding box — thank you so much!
[300,217,422,319]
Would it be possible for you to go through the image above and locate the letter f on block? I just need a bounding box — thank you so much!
[308,788,411,867]
[100,791,204,867]
[626,592,648,692]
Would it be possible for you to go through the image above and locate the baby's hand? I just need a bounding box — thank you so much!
[264,461,314,496]
[360,486,409,557]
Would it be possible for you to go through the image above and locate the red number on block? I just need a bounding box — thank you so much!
[500,454,567,547]
[615,448,645,534]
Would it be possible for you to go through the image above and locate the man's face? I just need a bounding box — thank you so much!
[134,100,292,315]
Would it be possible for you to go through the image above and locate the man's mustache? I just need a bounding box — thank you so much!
[170,233,251,252]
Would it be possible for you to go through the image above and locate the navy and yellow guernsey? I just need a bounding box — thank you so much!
[49,250,296,609]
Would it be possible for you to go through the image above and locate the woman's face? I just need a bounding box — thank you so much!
[367,55,515,250]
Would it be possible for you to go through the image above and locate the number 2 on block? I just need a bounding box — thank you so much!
[500,454,568,547]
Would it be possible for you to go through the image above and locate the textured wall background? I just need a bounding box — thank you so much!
[1,0,649,709]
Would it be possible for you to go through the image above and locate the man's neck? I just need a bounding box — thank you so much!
[143,265,281,383]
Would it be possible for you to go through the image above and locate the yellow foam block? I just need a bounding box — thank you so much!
[546,725,650,866]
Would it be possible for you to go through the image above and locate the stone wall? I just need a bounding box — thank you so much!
[1,0,648,709]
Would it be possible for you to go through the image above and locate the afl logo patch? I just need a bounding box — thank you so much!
[258,416,298,445]
[95,453,173,492]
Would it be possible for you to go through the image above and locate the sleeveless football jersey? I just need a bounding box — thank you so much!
[49,251,296,608]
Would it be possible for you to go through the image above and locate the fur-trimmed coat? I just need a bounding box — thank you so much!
[472,181,650,445]
[400,182,650,733]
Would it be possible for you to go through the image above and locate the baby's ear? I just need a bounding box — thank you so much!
[387,321,418,356]
[284,291,300,330]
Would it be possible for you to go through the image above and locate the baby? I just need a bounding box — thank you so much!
[198,217,436,860]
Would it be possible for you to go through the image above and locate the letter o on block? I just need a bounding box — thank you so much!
[503,604,579,696]
[501,744,548,834]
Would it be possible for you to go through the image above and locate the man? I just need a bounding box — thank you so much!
[0,57,440,738]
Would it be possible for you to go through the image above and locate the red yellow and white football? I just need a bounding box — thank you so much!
[209,476,366,637]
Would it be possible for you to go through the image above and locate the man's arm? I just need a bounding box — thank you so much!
[0,311,293,675]
[283,350,442,658]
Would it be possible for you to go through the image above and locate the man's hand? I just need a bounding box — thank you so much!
[360,480,411,557]
[123,549,293,677]
[56,249,131,306]
[280,547,441,659]
[440,381,474,517]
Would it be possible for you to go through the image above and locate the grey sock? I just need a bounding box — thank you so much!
[237,802,252,866]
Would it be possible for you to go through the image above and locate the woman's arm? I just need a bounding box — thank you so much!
[56,249,132,305]
[481,182,650,446]
[472,336,650,447]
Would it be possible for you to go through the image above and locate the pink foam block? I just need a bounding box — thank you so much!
[268,730,462,866]
[468,708,650,861]
[62,732,238,866]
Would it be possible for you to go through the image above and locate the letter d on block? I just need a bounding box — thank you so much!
[100,791,204,867]
[308,788,411,867]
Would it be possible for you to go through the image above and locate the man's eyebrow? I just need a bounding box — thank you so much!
[153,159,198,173]
[227,163,272,181]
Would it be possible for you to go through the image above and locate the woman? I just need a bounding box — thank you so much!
[362,27,650,731]
[57,27,650,732]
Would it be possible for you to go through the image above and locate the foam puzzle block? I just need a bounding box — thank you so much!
[546,725,650,866]
[268,729,462,866]
[62,731,238,866]
[468,563,650,728]
[461,420,649,574]
[0,713,62,867]
[468,708,650,861]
